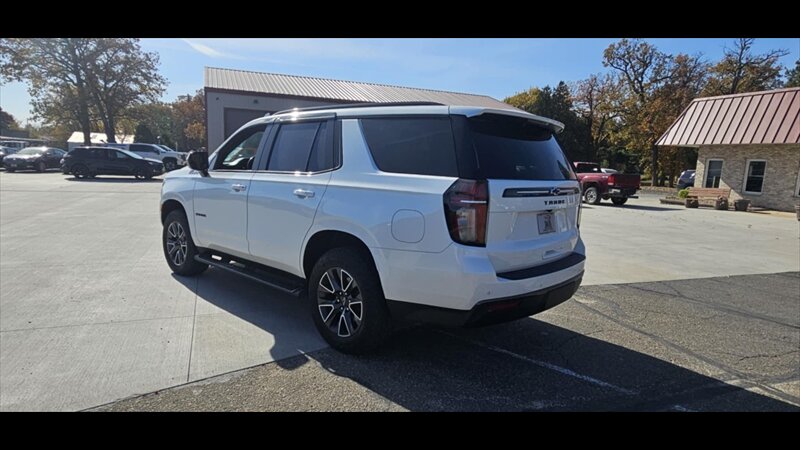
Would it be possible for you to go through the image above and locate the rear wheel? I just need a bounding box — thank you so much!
[37,161,47,172]
[309,248,392,354]
[72,164,89,179]
[584,186,601,205]
[6,168,15,173]
[162,209,208,276]
[611,197,628,206]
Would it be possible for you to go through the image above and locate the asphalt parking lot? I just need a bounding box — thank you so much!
[1,169,798,411]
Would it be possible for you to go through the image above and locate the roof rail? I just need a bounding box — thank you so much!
[272,101,444,116]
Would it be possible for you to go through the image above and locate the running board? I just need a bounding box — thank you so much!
[194,253,306,297]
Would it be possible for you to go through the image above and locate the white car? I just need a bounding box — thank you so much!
[105,143,186,171]
[160,103,585,353]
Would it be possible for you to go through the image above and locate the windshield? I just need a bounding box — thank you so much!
[117,149,144,159]
[17,148,45,155]
[158,145,176,152]
[469,115,576,180]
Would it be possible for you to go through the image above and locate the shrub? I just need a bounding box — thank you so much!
[678,189,690,199]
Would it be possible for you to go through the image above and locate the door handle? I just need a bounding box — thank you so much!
[231,183,247,192]
[293,188,315,199]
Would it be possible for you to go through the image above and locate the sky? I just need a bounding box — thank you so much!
[2,38,798,125]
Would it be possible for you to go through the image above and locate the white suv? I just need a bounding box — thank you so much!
[106,143,186,171]
[160,103,585,353]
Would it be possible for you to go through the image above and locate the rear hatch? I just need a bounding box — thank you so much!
[464,113,581,274]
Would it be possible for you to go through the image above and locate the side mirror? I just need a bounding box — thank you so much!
[187,151,209,176]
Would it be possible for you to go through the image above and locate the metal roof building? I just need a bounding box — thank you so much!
[204,67,514,150]
[657,87,800,211]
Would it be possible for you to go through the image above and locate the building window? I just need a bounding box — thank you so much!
[795,170,800,197]
[705,159,723,188]
[743,160,767,194]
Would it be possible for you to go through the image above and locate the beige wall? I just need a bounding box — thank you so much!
[695,144,800,211]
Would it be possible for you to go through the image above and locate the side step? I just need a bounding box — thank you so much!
[194,252,306,297]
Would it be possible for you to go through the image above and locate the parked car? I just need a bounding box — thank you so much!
[161,103,585,353]
[62,146,164,180]
[677,169,696,190]
[3,146,66,172]
[600,168,618,174]
[104,143,186,171]
[0,146,19,165]
[574,162,640,205]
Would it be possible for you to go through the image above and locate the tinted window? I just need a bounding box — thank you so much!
[361,118,457,177]
[131,144,155,153]
[89,149,107,159]
[469,115,575,180]
[575,163,600,173]
[307,122,334,172]
[110,150,130,159]
[267,122,321,172]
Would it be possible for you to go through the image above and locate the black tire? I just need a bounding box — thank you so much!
[584,186,601,205]
[132,167,146,180]
[37,161,47,172]
[611,197,628,206]
[162,209,208,276]
[163,159,177,171]
[6,168,15,173]
[72,164,89,179]
[309,247,392,354]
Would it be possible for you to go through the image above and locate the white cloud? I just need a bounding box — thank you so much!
[181,39,233,58]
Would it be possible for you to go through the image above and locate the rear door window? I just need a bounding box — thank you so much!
[266,121,330,172]
[360,117,458,177]
[468,114,576,180]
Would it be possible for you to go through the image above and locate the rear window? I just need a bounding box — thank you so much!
[469,115,576,181]
[360,117,458,177]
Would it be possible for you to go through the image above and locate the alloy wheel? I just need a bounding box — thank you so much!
[166,222,188,266]
[317,268,363,338]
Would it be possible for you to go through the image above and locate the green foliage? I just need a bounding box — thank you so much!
[786,60,800,88]
[678,189,690,199]
[134,124,156,144]
[0,107,21,133]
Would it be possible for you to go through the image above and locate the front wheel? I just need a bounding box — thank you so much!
[163,159,177,171]
[132,168,146,180]
[309,248,392,354]
[162,209,208,276]
[611,197,628,206]
[5,168,15,173]
[584,186,601,205]
[37,161,47,172]
[72,164,89,179]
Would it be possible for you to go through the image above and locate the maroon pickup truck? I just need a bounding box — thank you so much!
[573,162,640,205]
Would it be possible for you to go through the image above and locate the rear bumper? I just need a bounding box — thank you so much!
[370,238,586,311]
[387,272,583,327]
[607,187,639,197]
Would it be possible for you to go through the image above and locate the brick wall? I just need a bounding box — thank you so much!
[695,144,800,211]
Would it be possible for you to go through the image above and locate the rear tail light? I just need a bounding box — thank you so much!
[607,174,616,185]
[444,179,488,247]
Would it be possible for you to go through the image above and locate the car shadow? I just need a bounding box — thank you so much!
[169,268,798,411]
[65,176,162,183]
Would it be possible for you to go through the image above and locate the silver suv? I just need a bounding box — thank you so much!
[160,103,585,353]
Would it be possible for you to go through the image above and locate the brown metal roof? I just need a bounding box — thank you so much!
[656,87,800,146]
[204,67,515,110]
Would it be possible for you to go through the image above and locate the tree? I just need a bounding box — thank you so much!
[134,123,156,144]
[125,102,175,148]
[703,38,789,96]
[85,39,165,143]
[171,90,206,151]
[0,107,21,135]
[573,74,622,163]
[786,60,800,88]
[1,38,97,144]
[603,38,676,185]
[505,82,589,161]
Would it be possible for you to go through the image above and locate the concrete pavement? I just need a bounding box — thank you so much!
[1,170,798,410]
